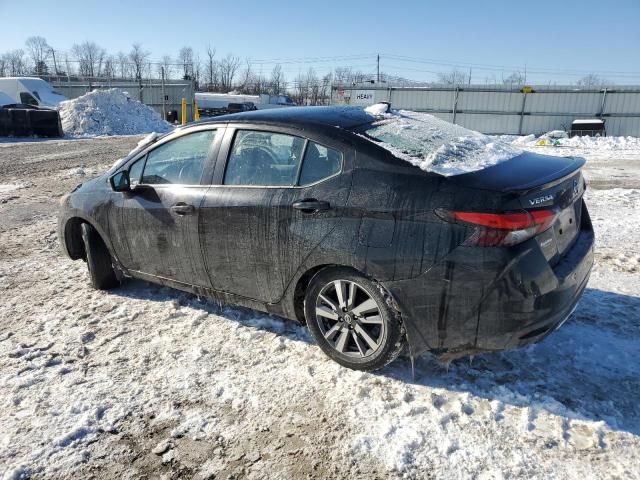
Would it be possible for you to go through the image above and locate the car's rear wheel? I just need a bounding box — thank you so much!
[304,267,405,371]
[81,223,120,290]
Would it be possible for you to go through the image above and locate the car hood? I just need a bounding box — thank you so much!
[70,173,109,195]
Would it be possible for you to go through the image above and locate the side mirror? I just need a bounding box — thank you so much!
[110,170,130,192]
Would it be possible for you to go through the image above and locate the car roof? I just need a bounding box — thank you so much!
[196,105,374,130]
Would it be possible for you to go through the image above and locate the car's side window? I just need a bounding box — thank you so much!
[223,130,305,186]
[141,130,216,185]
[20,92,38,106]
[299,142,343,186]
[128,157,145,185]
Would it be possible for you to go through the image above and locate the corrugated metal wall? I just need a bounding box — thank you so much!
[334,86,640,136]
[52,80,195,123]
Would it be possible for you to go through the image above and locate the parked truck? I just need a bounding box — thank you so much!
[195,92,296,117]
[0,77,68,108]
[0,78,65,137]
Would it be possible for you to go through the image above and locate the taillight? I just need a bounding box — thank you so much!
[436,208,557,247]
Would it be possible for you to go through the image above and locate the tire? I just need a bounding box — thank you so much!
[81,223,119,290]
[304,267,406,371]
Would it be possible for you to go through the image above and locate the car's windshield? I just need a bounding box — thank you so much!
[359,107,522,176]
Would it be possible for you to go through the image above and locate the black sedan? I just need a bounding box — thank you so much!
[58,105,594,371]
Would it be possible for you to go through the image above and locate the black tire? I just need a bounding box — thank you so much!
[304,267,405,371]
[81,223,119,290]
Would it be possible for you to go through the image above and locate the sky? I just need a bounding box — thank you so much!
[1,0,639,84]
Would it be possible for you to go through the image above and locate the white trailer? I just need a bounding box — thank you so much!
[195,92,296,112]
[0,77,68,108]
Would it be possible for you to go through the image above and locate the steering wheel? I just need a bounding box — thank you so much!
[244,145,277,165]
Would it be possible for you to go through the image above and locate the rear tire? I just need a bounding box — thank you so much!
[304,267,405,371]
[81,223,119,290]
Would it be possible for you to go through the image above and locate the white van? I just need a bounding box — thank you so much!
[0,77,68,108]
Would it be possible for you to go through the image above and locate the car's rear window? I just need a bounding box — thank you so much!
[359,107,522,176]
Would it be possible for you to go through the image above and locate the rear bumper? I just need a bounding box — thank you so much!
[381,205,595,358]
[476,227,593,352]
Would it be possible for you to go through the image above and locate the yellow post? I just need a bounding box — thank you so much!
[194,100,200,121]
[181,97,187,125]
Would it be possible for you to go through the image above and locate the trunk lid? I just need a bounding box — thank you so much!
[450,151,585,193]
[449,151,587,262]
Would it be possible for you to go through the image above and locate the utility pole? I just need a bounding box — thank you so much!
[50,48,59,76]
[377,54,380,83]
[161,66,167,121]
[468,67,472,85]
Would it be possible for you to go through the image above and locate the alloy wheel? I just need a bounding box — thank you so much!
[315,280,386,358]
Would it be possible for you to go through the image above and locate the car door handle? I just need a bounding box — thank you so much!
[292,199,330,213]
[170,203,195,215]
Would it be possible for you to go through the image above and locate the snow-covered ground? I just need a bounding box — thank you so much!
[0,135,639,479]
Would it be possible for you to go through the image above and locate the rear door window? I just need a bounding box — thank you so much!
[223,130,305,186]
[299,142,342,185]
[141,130,216,185]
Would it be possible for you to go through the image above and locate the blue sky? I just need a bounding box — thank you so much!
[2,0,639,84]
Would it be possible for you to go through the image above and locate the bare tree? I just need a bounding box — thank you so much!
[319,73,332,105]
[436,69,468,85]
[129,43,150,80]
[0,54,7,77]
[25,36,50,75]
[115,52,129,79]
[219,54,240,91]
[63,53,73,77]
[178,46,194,79]
[72,41,106,77]
[5,50,27,76]
[103,55,115,79]
[158,55,173,80]
[502,72,526,86]
[293,72,307,105]
[193,53,203,86]
[251,73,268,95]
[305,68,320,105]
[333,67,353,86]
[237,59,254,93]
[576,74,610,88]
[204,45,217,89]
[269,64,284,95]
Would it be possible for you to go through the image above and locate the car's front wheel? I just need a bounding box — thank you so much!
[304,267,406,371]
[81,223,120,290]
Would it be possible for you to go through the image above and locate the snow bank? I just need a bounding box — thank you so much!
[0,183,29,202]
[500,131,640,154]
[58,89,173,137]
[364,106,522,176]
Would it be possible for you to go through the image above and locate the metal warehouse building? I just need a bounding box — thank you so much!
[50,79,195,123]
[333,85,640,136]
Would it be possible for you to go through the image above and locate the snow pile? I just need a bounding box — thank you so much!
[501,131,640,155]
[0,183,29,202]
[364,103,390,116]
[58,89,173,137]
[364,106,522,176]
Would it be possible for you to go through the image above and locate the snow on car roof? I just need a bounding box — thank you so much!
[362,104,523,176]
